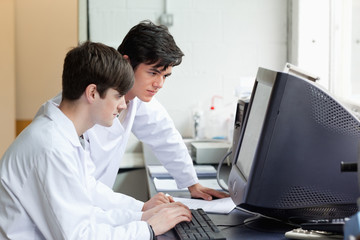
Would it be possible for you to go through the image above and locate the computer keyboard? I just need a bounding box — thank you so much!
[174,208,226,240]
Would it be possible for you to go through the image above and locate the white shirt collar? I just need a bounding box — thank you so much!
[43,101,82,148]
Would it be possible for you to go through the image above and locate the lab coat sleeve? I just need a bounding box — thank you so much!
[82,148,145,212]
[86,173,145,212]
[132,98,198,189]
[17,150,150,240]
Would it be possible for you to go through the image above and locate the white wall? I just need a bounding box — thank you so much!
[89,0,288,140]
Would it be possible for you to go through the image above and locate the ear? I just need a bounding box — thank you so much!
[123,55,130,61]
[85,84,97,103]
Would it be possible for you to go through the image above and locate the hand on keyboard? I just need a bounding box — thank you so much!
[146,202,192,236]
[174,208,226,240]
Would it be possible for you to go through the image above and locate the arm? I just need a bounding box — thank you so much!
[19,149,149,239]
[132,98,198,189]
[87,176,174,212]
[85,155,173,211]
[132,98,229,199]
[86,173,145,212]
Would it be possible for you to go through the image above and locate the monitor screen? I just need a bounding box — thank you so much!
[235,71,274,181]
[228,67,360,225]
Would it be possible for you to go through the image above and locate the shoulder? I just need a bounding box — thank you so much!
[11,115,72,160]
[136,97,167,114]
[1,116,67,175]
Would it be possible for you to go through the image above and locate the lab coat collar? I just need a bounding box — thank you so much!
[43,101,82,148]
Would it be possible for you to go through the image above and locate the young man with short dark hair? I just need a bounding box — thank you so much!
[0,41,191,239]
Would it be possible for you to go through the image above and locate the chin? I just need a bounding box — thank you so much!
[102,121,114,128]
[140,96,153,102]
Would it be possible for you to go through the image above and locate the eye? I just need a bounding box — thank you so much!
[149,71,157,76]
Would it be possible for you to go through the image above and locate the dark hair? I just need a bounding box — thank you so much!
[117,20,184,70]
[62,41,134,100]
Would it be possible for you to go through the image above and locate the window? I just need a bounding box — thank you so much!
[289,0,360,118]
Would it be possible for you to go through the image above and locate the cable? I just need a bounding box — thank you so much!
[216,150,232,192]
[235,206,258,215]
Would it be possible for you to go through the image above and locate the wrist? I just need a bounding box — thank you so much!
[188,183,198,189]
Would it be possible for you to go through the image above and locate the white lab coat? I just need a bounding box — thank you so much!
[0,102,151,240]
[38,93,198,189]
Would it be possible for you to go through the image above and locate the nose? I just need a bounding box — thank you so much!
[117,96,127,112]
[153,75,164,89]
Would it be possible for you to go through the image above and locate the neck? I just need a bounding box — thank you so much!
[59,97,93,136]
[125,91,135,102]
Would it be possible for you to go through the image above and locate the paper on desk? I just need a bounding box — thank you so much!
[153,178,227,191]
[148,165,217,178]
[173,197,236,214]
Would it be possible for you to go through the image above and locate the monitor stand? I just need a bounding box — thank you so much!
[244,215,296,233]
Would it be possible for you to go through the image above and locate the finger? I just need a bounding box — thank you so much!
[165,193,174,203]
[152,192,165,202]
[168,195,174,203]
[198,191,213,201]
[169,206,192,220]
[183,208,192,221]
[156,192,165,197]
[191,190,213,201]
[202,193,213,201]
[206,189,230,199]
[155,194,171,204]
[197,187,229,199]
[173,202,190,209]
[159,197,170,204]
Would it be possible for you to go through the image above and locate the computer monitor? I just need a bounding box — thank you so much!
[228,67,360,226]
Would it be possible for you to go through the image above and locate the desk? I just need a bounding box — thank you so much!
[114,152,148,201]
[144,156,292,239]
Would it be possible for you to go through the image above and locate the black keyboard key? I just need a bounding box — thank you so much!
[208,221,220,232]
